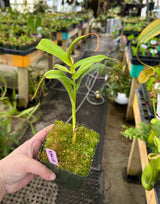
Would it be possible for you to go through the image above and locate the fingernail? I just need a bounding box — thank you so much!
[49,173,56,180]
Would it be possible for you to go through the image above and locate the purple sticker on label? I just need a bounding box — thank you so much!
[46,148,58,166]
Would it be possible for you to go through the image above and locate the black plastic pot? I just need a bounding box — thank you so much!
[141,83,154,120]
[38,138,95,191]
[40,158,87,191]
[123,30,140,36]
[1,45,36,56]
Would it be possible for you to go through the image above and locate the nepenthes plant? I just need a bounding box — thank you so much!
[34,33,115,144]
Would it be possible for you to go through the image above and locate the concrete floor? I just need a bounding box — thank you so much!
[103,101,146,204]
[0,33,146,203]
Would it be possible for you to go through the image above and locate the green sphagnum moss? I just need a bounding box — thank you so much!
[40,121,99,176]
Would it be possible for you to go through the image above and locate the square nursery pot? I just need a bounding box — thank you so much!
[39,157,87,191]
[38,122,99,191]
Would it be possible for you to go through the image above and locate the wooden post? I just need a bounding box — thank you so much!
[77,29,82,48]
[62,39,67,52]
[124,46,140,120]
[127,139,141,175]
[48,54,55,70]
[18,67,28,108]
[127,94,143,176]
[126,78,140,120]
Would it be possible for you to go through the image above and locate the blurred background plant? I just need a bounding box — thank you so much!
[0,77,41,159]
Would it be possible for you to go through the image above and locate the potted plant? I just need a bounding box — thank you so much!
[99,59,131,104]
[33,33,110,190]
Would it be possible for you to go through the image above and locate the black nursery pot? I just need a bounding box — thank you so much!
[38,122,99,191]
[38,141,89,191]
[39,158,87,191]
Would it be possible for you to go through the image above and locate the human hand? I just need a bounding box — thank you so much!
[0,125,56,201]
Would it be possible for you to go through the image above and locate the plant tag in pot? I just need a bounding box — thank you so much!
[141,44,148,49]
[150,40,157,45]
[46,148,59,166]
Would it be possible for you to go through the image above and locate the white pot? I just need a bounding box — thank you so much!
[114,92,129,105]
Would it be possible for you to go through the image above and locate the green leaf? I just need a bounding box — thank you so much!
[0,108,18,117]
[45,70,74,104]
[138,68,155,83]
[3,145,9,157]
[44,70,73,85]
[10,137,19,145]
[76,63,106,92]
[35,16,42,29]
[153,137,160,152]
[74,55,106,70]
[28,15,34,31]
[55,64,71,73]
[26,103,40,120]
[75,62,95,79]
[7,121,11,133]
[15,106,37,118]
[36,39,72,66]
[152,123,160,136]
[67,35,87,59]
[138,19,160,44]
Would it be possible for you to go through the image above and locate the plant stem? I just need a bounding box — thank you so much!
[72,78,77,143]
[70,65,77,144]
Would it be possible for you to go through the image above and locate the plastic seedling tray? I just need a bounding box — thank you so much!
[128,43,160,66]
[0,46,36,56]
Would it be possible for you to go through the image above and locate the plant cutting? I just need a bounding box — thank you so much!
[33,33,109,190]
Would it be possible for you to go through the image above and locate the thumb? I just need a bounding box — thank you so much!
[26,159,56,181]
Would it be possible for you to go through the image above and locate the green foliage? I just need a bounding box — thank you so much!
[0,78,41,158]
[121,122,151,141]
[0,118,20,159]
[131,45,137,56]
[27,15,42,34]
[122,118,160,191]
[146,67,160,107]
[99,60,131,101]
[35,34,109,144]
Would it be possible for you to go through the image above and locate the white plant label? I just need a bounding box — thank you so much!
[46,148,59,166]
